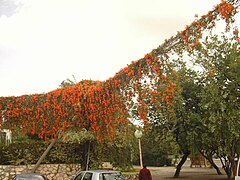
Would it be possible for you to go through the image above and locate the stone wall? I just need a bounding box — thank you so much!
[0,163,81,180]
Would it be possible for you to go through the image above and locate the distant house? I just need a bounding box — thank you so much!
[1,110,12,144]
[0,129,12,144]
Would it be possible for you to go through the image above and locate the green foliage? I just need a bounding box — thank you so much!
[0,142,82,165]
[61,129,95,144]
[60,127,136,171]
[189,34,240,177]
[59,75,77,88]
[172,68,204,156]
[0,133,137,171]
[140,126,179,167]
[90,130,137,171]
[12,127,39,143]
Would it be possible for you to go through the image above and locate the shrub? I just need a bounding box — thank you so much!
[0,141,82,165]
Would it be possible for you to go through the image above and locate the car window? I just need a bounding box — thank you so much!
[74,172,85,180]
[83,172,93,180]
[16,178,41,180]
[101,173,124,180]
[15,175,46,180]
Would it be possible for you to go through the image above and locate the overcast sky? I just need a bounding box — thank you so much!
[0,0,223,97]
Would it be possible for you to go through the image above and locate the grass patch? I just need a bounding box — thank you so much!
[122,171,138,175]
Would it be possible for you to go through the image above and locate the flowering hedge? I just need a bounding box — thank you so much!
[0,0,239,141]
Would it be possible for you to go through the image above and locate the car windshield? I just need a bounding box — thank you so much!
[15,176,45,180]
[16,178,41,180]
[100,172,124,180]
[15,174,46,180]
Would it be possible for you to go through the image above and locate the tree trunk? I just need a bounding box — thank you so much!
[31,138,58,173]
[209,157,222,175]
[226,164,232,179]
[228,156,238,179]
[85,141,91,170]
[174,150,190,178]
[81,140,90,170]
[200,151,222,175]
[220,157,232,179]
[231,159,237,178]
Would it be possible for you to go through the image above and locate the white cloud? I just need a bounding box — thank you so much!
[0,0,222,96]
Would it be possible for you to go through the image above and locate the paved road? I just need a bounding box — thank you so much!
[150,167,227,180]
[135,159,229,180]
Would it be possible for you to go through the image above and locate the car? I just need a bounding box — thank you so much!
[14,173,48,180]
[72,170,125,180]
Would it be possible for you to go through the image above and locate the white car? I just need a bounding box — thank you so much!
[14,173,48,180]
[72,170,125,180]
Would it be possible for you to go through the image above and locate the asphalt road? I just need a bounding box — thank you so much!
[135,159,230,180]
[150,167,227,180]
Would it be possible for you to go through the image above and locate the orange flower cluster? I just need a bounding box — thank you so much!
[180,0,237,51]
[209,71,215,77]
[181,21,202,51]
[216,0,234,19]
[237,37,240,43]
[115,52,178,125]
[0,80,129,141]
[0,53,177,140]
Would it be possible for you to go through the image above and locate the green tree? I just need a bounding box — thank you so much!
[61,128,95,170]
[172,68,205,177]
[194,34,240,178]
[59,75,77,88]
[141,125,179,167]
[61,125,137,171]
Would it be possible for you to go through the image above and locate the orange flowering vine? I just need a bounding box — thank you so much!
[216,0,234,19]
[180,0,238,51]
[0,80,130,141]
[0,0,239,141]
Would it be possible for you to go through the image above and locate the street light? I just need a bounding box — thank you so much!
[134,129,143,168]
